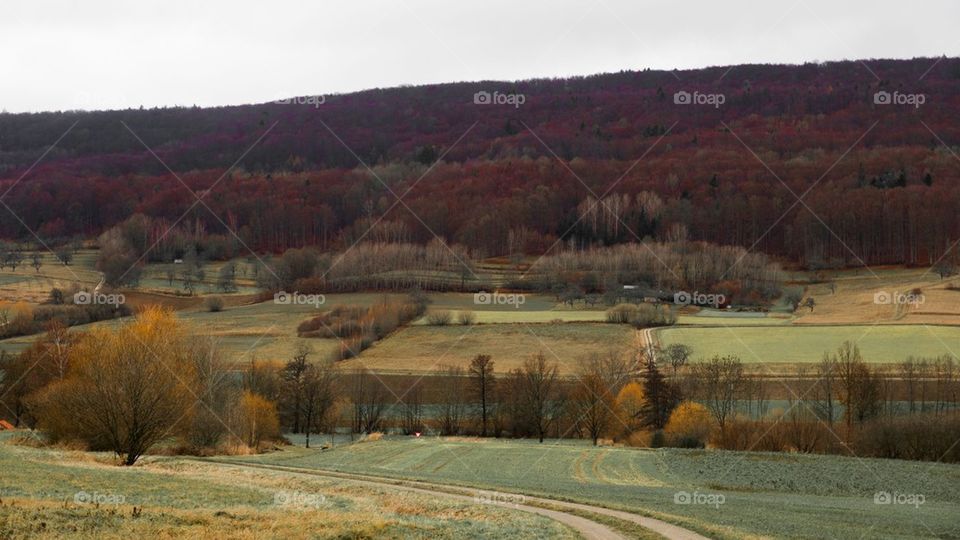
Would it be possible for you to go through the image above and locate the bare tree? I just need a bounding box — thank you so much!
[662,343,693,380]
[280,343,312,433]
[833,341,881,430]
[351,367,388,434]
[400,380,424,435]
[301,358,338,448]
[812,353,838,425]
[468,354,495,436]
[435,364,467,435]
[691,355,745,431]
[518,353,563,443]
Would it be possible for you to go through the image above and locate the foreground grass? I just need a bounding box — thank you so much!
[0,436,575,539]
[231,437,960,540]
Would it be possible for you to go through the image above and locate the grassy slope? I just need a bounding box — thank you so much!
[233,437,960,540]
[0,436,574,539]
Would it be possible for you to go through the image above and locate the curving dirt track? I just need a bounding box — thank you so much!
[205,459,711,540]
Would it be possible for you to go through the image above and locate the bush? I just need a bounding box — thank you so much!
[426,310,453,326]
[665,401,713,448]
[205,296,225,312]
[605,303,676,327]
[606,303,638,324]
[856,412,960,462]
[231,390,280,449]
[298,299,426,360]
[458,310,476,325]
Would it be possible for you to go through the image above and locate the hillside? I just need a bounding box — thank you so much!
[1,58,959,263]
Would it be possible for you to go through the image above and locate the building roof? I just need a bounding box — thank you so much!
[0,419,15,430]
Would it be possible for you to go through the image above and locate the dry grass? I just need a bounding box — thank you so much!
[0,439,575,539]
[340,323,635,374]
[794,266,960,325]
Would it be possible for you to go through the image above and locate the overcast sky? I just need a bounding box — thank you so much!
[1,0,957,113]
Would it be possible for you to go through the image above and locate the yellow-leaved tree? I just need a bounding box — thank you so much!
[664,400,714,448]
[31,307,199,465]
[614,381,646,435]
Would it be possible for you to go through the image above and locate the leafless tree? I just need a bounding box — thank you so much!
[468,354,495,436]
[691,355,745,430]
[301,358,338,448]
[518,353,563,443]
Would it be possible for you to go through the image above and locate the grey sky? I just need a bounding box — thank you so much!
[1,0,957,112]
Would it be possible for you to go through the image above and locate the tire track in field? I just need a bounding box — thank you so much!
[202,459,626,540]
[204,459,713,540]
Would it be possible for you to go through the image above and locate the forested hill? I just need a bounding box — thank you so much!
[1,57,959,265]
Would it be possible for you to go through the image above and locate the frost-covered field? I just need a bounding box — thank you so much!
[235,437,960,539]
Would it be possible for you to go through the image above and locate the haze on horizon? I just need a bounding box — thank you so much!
[1,0,958,113]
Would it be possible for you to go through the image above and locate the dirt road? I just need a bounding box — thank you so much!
[206,459,711,540]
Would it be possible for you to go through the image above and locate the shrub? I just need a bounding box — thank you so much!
[458,310,476,325]
[626,431,653,447]
[606,303,637,324]
[426,310,453,326]
[299,299,426,360]
[856,412,960,462]
[360,431,384,443]
[231,390,280,449]
[649,430,666,448]
[205,296,225,312]
[665,401,713,448]
[605,303,676,327]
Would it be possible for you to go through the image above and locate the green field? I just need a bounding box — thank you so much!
[0,434,573,539]
[658,323,960,364]
[234,437,960,540]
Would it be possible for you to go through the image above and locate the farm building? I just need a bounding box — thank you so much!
[0,419,14,431]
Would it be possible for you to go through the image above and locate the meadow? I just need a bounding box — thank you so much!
[656,323,960,365]
[0,434,574,539]
[236,437,960,540]
[341,322,635,374]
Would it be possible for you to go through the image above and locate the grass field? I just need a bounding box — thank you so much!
[341,322,636,374]
[0,251,101,304]
[234,437,960,540]
[657,323,960,365]
[0,434,574,539]
[792,266,960,325]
